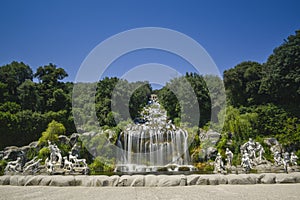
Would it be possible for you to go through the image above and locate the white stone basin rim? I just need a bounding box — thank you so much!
[1,173,300,187]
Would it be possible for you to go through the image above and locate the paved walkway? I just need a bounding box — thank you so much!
[1,184,300,200]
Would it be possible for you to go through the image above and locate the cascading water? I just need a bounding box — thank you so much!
[115,102,196,172]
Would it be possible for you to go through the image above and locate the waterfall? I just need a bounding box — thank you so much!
[115,102,194,172]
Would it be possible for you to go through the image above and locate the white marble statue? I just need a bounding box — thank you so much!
[69,151,87,168]
[241,150,252,173]
[4,157,22,173]
[283,152,290,173]
[290,152,298,166]
[225,148,233,167]
[23,156,38,169]
[240,138,255,157]
[23,158,42,173]
[71,143,80,157]
[214,153,224,173]
[48,141,62,164]
[63,156,74,172]
[246,138,256,159]
[45,157,54,173]
[255,142,265,162]
[240,138,266,167]
[274,150,282,166]
[46,141,64,174]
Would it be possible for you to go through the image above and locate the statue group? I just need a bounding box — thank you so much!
[45,141,89,175]
[214,138,298,174]
[5,155,42,175]
[4,141,89,175]
[274,151,298,173]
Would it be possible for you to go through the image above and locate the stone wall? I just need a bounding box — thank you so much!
[1,173,300,187]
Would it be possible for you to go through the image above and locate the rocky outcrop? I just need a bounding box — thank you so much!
[199,130,221,145]
[196,129,221,161]
[1,173,300,187]
[264,138,283,154]
[2,146,23,161]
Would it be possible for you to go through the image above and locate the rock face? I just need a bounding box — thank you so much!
[1,173,300,187]
[264,138,283,155]
[2,146,24,161]
[199,130,221,145]
[198,129,221,160]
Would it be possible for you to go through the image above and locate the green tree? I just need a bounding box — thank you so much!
[278,117,300,152]
[129,82,152,119]
[34,63,68,85]
[158,73,211,127]
[0,61,33,102]
[0,102,21,114]
[95,77,151,127]
[34,63,68,112]
[0,82,8,104]
[217,106,258,155]
[17,80,40,111]
[246,104,289,136]
[39,120,66,144]
[203,75,226,123]
[47,88,70,112]
[224,61,263,107]
[259,30,300,117]
[0,111,18,149]
[158,86,179,122]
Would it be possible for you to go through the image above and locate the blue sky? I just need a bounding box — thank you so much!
[0,0,299,83]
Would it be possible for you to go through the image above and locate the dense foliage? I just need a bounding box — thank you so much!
[0,62,75,149]
[0,63,151,149]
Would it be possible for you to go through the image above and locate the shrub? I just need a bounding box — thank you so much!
[38,147,50,163]
[89,156,115,174]
[0,160,7,175]
[39,120,66,144]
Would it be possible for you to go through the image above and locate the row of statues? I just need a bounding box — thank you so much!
[214,138,298,174]
[4,141,89,175]
[274,151,298,172]
[4,137,299,175]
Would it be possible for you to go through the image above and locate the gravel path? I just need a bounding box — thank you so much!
[1,184,300,200]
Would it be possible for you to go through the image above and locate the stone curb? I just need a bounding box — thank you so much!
[1,173,300,187]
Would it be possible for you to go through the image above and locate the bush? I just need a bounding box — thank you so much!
[0,160,7,175]
[57,143,71,157]
[38,147,50,163]
[89,156,115,174]
[39,120,66,144]
[296,150,300,165]
[195,162,214,172]
[25,148,38,161]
